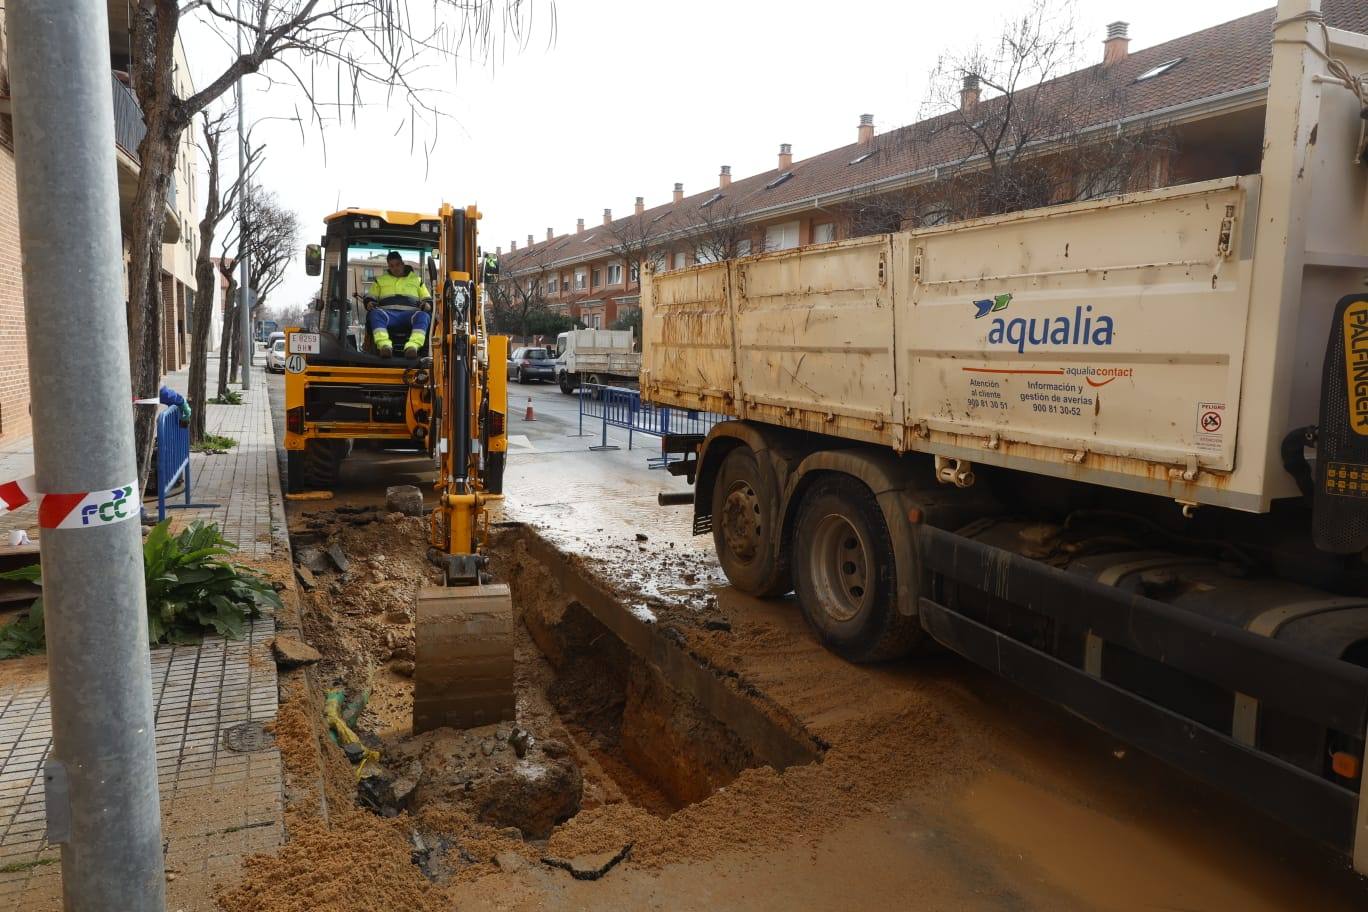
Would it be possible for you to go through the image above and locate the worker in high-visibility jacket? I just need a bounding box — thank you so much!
[364,250,431,358]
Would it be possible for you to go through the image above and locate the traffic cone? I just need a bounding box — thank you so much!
[524,397,536,421]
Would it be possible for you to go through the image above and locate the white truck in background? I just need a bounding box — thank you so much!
[642,3,1368,873]
[554,328,642,393]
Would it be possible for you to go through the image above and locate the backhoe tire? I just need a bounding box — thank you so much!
[291,439,348,492]
[710,447,791,598]
[792,475,923,663]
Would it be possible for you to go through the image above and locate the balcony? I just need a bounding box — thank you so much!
[112,73,181,243]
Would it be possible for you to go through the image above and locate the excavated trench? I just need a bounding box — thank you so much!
[500,530,822,816]
[287,508,822,866]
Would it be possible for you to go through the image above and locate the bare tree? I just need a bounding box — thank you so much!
[604,209,670,285]
[125,0,553,491]
[840,0,1175,233]
[213,187,299,383]
[487,243,559,338]
[686,196,757,264]
[190,108,257,438]
[215,252,240,399]
[241,190,301,315]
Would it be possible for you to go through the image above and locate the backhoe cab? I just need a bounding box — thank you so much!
[284,208,445,491]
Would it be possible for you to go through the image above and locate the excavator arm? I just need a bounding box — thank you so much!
[412,202,515,734]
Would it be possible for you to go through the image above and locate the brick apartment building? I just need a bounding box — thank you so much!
[496,2,1368,331]
[0,4,200,444]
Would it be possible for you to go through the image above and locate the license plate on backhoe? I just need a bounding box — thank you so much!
[289,333,320,354]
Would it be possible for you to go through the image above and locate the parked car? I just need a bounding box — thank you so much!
[266,331,286,350]
[508,346,554,383]
[266,338,287,373]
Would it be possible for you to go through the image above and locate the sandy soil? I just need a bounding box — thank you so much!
[219,482,1368,912]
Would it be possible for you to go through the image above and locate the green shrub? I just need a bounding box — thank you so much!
[210,390,244,405]
[0,520,281,657]
[192,434,237,453]
[0,565,43,659]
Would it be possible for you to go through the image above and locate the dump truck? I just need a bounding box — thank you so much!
[642,2,1368,872]
[553,328,641,393]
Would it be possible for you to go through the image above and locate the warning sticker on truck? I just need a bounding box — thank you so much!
[1195,401,1225,450]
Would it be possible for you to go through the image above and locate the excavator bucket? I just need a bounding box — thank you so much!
[413,583,515,733]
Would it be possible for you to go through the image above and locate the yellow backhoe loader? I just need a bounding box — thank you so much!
[287,204,514,731]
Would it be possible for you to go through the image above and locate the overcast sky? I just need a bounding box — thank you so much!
[181,0,1274,313]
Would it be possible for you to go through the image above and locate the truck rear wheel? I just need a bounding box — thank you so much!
[711,447,791,597]
[792,475,922,662]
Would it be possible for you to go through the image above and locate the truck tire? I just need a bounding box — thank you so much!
[292,439,348,492]
[792,475,923,662]
[711,447,792,597]
[558,372,576,395]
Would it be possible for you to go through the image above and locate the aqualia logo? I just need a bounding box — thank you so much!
[973,293,1115,354]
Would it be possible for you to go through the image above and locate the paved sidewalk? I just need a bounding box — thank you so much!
[0,352,287,910]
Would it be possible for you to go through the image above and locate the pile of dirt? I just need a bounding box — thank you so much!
[388,723,583,839]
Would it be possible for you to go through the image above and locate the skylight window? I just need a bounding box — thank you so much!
[1135,57,1184,82]
[848,151,873,165]
[764,171,793,190]
[701,192,724,208]
[651,212,670,224]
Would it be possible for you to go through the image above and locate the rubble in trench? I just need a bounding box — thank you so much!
[223,504,971,908]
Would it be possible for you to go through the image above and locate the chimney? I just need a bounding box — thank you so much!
[511,239,517,251]
[960,74,980,111]
[673,182,684,203]
[527,234,534,248]
[719,165,732,188]
[603,208,612,226]
[576,218,585,234]
[857,113,875,145]
[547,227,554,241]
[1103,21,1130,66]
[496,246,502,256]
[778,143,792,170]
[635,196,644,216]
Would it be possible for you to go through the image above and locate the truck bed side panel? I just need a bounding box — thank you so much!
[733,236,898,447]
[903,180,1253,473]
[641,262,735,414]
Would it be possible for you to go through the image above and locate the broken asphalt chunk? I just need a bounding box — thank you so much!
[270,636,321,669]
[325,543,350,573]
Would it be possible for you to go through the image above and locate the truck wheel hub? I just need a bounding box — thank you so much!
[809,513,869,622]
[721,482,762,561]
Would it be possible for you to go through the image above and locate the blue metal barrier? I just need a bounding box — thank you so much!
[577,383,727,465]
[156,405,192,520]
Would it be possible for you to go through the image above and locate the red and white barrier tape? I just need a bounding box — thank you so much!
[0,474,139,529]
[0,475,35,517]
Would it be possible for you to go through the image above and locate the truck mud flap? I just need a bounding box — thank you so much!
[1315,293,1368,553]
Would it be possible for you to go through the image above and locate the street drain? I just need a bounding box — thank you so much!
[222,721,275,753]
